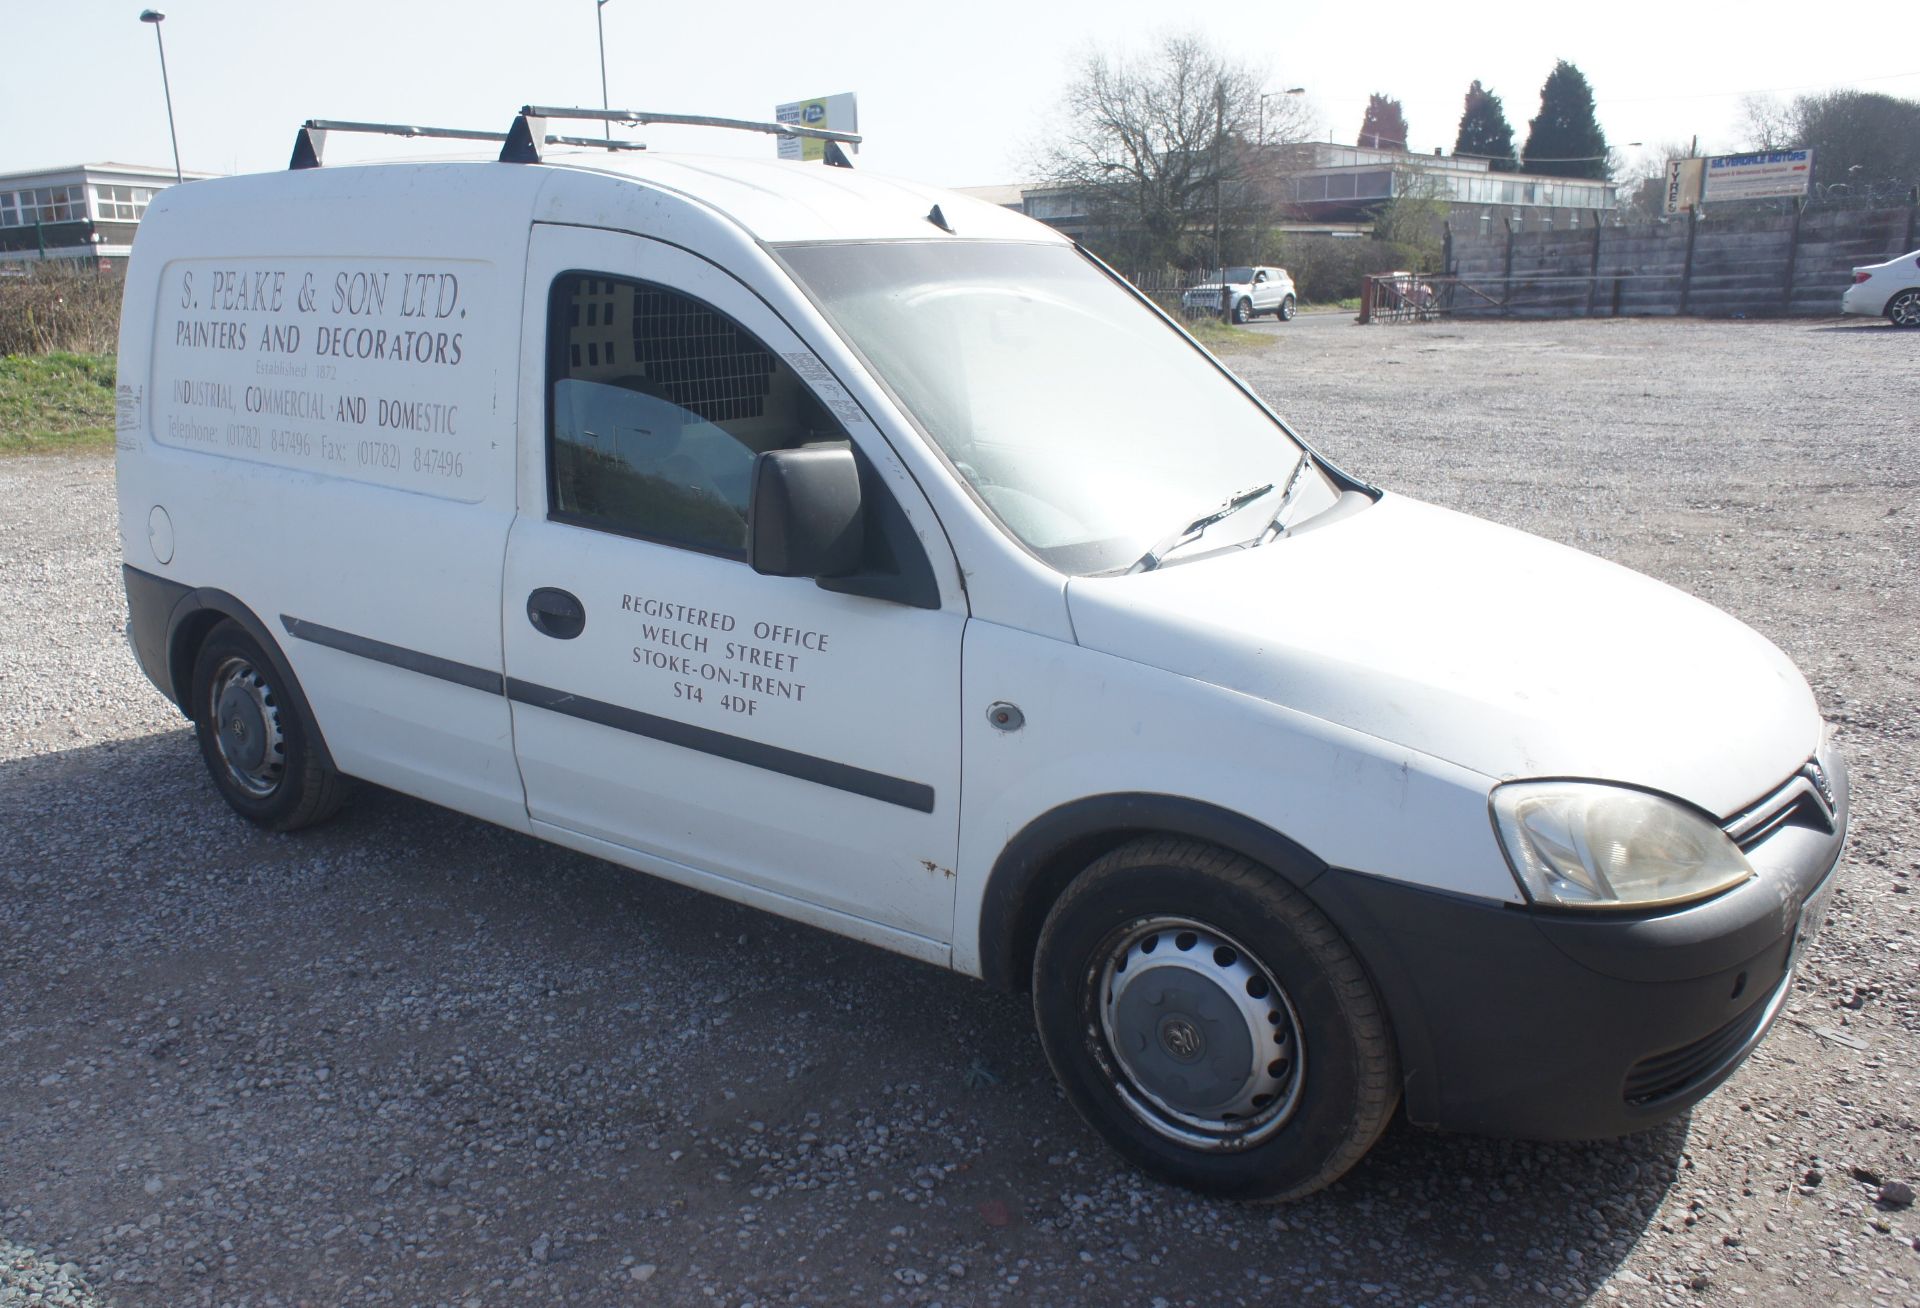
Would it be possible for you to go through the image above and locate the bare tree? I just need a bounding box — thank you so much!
[1737,90,1920,199]
[1613,141,1696,222]
[1370,165,1447,267]
[1737,95,1797,152]
[1035,32,1313,270]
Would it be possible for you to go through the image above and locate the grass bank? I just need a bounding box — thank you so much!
[1181,317,1263,352]
[0,352,117,455]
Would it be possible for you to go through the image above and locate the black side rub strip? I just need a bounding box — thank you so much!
[281,615,505,695]
[504,676,935,813]
[278,614,935,812]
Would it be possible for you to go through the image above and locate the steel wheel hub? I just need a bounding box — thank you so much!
[1096,917,1304,1150]
[1892,293,1920,327]
[210,657,285,797]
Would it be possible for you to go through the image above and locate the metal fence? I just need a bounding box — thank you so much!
[1432,199,1918,320]
[1119,267,1228,316]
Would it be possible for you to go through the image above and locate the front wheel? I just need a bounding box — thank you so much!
[190,622,350,831]
[1032,838,1400,1202]
[1277,295,1297,322]
[1230,298,1252,325]
[1888,289,1920,328]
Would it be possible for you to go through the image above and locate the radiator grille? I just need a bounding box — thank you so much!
[1724,762,1836,853]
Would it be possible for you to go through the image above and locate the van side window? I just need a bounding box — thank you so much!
[546,274,845,556]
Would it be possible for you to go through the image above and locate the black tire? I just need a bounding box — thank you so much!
[1887,289,1920,328]
[1230,297,1252,325]
[1032,837,1399,1202]
[1277,295,1297,322]
[189,621,349,831]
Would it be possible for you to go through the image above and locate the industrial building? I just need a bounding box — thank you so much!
[961,141,1619,243]
[0,163,210,267]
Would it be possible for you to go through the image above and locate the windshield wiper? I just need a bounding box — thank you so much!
[1247,451,1315,546]
[1129,482,1275,573]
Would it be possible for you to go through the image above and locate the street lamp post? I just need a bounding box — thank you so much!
[1258,87,1306,145]
[595,0,611,139]
[139,10,183,184]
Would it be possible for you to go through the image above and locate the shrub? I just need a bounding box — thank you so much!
[1261,236,1436,305]
[0,263,124,356]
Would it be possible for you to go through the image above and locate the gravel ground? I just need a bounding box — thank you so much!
[2,315,1916,1307]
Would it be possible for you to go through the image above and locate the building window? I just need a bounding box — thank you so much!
[0,192,19,228]
[92,185,157,222]
[10,186,87,225]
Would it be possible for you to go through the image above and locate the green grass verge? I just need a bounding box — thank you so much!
[1181,317,1264,352]
[0,352,118,455]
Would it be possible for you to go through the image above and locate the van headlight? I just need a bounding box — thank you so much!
[1490,782,1754,910]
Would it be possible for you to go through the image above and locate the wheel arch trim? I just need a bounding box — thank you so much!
[162,582,339,773]
[974,792,1330,992]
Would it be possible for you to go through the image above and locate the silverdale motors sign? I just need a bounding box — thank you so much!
[1705,150,1814,202]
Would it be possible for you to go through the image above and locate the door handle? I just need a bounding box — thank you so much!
[526,587,586,640]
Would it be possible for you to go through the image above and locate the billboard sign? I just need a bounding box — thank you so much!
[1703,149,1814,202]
[774,93,857,162]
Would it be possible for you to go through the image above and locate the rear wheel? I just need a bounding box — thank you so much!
[1277,295,1297,321]
[1231,298,1252,325]
[190,622,349,831]
[1888,290,1920,328]
[1032,837,1400,1201]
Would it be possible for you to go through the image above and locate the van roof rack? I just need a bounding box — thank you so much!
[520,105,860,145]
[289,106,858,171]
[289,118,648,170]
[507,107,859,168]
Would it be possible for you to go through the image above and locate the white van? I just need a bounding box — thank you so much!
[116,110,1847,1202]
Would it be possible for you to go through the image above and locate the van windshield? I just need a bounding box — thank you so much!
[778,241,1314,575]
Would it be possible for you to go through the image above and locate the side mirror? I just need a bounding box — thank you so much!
[748,445,865,579]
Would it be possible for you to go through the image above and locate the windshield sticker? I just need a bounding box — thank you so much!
[115,383,143,450]
[781,352,868,425]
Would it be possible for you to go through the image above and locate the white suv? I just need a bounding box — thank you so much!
[1182,265,1297,323]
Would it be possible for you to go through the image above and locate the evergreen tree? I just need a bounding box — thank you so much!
[1358,94,1409,151]
[1522,60,1609,179]
[1453,80,1518,172]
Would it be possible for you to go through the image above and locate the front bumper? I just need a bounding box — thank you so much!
[1309,749,1848,1140]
